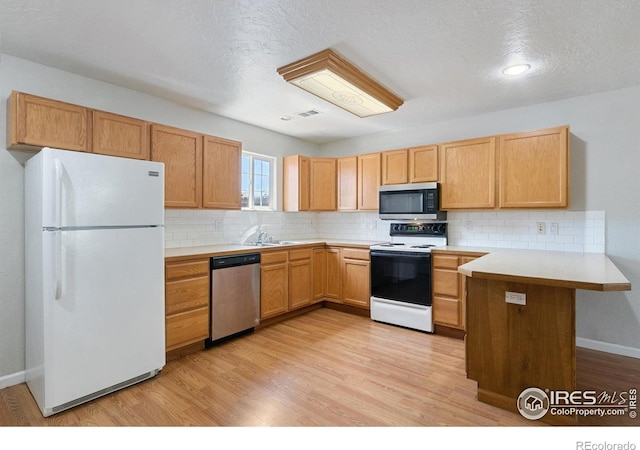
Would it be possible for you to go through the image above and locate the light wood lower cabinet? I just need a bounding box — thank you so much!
[260,251,289,319]
[325,247,342,301]
[288,248,314,310]
[165,258,210,352]
[432,253,480,331]
[313,248,326,301]
[341,248,371,309]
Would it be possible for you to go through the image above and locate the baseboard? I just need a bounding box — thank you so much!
[577,337,640,359]
[0,370,25,389]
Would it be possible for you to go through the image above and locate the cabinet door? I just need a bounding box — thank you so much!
[381,149,408,185]
[10,91,91,152]
[337,156,358,210]
[325,247,342,301]
[260,261,289,319]
[358,153,381,210]
[151,124,203,208]
[203,136,242,209]
[92,110,149,160]
[459,256,477,331]
[313,248,326,301]
[499,126,569,208]
[440,137,496,209]
[309,158,337,211]
[289,249,313,310]
[283,155,310,211]
[408,145,438,182]
[342,259,370,308]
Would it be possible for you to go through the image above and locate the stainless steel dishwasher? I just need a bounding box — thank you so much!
[207,253,260,345]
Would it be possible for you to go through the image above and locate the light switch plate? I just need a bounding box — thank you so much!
[506,291,526,305]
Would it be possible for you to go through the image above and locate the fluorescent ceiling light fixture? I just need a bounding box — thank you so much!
[502,64,531,76]
[277,49,403,118]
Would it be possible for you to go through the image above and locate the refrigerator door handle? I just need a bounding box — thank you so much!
[54,158,63,229]
[54,230,63,300]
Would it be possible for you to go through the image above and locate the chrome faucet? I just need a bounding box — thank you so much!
[257,230,268,244]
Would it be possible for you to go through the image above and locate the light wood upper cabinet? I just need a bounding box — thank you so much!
[92,110,149,160]
[309,158,337,211]
[337,156,358,211]
[358,152,381,210]
[381,149,408,185]
[408,145,438,182]
[440,136,497,209]
[498,126,569,208]
[283,155,310,211]
[8,91,91,152]
[203,136,242,209]
[151,124,203,208]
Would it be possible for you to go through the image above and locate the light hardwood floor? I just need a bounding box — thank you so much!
[0,308,637,426]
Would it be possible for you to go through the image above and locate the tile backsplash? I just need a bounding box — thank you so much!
[165,209,605,253]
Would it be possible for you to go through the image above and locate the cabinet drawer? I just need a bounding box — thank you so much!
[342,248,370,261]
[165,275,210,315]
[433,254,460,269]
[433,296,461,328]
[289,248,312,261]
[433,268,460,297]
[166,259,209,280]
[166,307,209,351]
[261,251,288,265]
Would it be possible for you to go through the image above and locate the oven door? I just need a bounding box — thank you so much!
[370,250,432,306]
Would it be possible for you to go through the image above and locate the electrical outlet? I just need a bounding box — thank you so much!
[550,222,559,235]
[536,222,546,235]
[214,219,223,230]
[464,220,473,230]
[506,291,526,305]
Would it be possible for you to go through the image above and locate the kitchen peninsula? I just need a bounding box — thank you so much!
[458,250,631,423]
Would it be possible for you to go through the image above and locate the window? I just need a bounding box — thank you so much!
[241,152,275,210]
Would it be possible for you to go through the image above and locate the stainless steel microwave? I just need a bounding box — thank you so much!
[378,182,446,221]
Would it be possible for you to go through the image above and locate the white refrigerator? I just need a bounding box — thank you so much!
[25,147,166,417]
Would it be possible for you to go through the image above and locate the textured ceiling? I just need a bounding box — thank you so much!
[1,0,639,144]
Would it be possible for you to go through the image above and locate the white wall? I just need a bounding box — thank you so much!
[0,54,319,382]
[321,86,640,355]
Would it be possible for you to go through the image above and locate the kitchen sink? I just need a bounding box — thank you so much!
[243,240,306,247]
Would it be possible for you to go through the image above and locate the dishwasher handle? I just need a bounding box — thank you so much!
[211,253,261,270]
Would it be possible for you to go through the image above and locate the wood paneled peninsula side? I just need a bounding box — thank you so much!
[458,250,631,424]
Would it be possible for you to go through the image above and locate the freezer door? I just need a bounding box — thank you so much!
[38,148,164,228]
[42,227,165,410]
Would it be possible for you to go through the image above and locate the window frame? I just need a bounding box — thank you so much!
[241,151,276,211]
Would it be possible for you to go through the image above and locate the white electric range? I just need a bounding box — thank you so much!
[370,222,448,332]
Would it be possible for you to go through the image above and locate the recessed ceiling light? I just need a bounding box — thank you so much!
[502,64,531,76]
[280,116,293,121]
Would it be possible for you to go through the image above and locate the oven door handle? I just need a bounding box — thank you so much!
[370,251,431,259]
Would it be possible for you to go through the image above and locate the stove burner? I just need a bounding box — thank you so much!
[410,245,435,249]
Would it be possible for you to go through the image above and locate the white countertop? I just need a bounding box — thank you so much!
[458,249,631,291]
[164,238,385,260]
